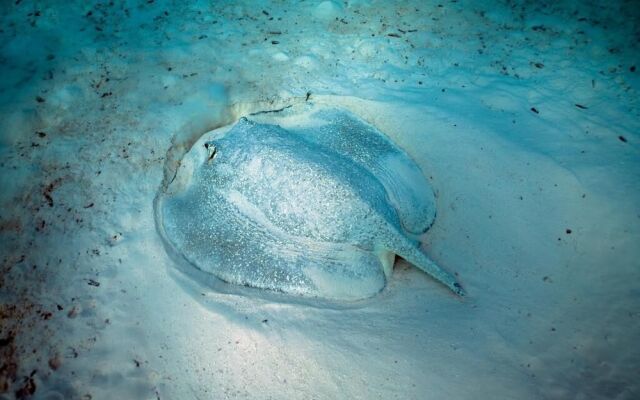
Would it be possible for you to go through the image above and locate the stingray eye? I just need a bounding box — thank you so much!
[204,141,218,163]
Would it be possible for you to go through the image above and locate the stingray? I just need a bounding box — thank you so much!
[158,110,464,300]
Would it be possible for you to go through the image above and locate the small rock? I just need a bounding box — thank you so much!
[49,355,61,370]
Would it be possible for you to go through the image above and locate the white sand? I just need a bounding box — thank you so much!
[1,1,638,399]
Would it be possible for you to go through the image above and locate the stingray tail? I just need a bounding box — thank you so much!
[393,237,465,297]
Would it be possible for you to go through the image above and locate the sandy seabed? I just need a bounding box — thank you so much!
[1,1,639,399]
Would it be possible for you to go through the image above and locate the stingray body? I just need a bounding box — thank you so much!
[160,111,463,300]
